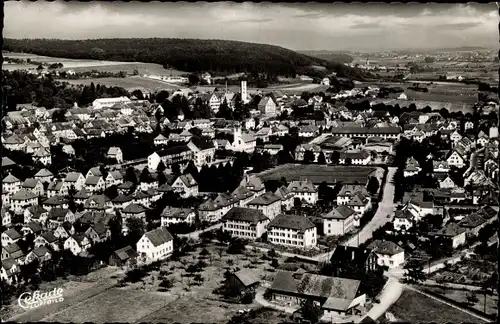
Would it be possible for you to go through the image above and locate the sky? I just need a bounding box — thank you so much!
[4,1,498,52]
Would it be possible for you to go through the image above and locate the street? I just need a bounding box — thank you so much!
[346,167,397,247]
[364,277,404,321]
[179,223,222,240]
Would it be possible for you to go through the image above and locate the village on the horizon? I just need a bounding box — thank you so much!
[1,2,499,324]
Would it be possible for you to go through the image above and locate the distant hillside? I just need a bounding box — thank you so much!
[3,38,366,79]
[298,51,354,64]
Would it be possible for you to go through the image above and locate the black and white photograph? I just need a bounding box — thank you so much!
[1,1,499,323]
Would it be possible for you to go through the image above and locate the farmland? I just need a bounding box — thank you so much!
[255,164,379,185]
[387,288,487,323]
[3,52,186,76]
[59,76,186,93]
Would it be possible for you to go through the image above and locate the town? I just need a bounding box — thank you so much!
[2,2,499,324]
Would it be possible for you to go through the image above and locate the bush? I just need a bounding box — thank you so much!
[241,291,255,304]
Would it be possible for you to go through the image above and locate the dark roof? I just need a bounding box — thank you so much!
[189,136,215,150]
[323,205,356,220]
[330,245,373,265]
[144,227,174,247]
[268,214,315,233]
[113,245,137,261]
[248,192,281,206]
[156,145,191,157]
[367,240,404,256]
[123,203,147,214]
[232,269,260,287]
[222,207,269,224]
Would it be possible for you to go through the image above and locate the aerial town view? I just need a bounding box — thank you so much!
[1,2,498,323]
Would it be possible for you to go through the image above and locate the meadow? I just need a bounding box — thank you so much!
[387,289,486,323]
[60,76,186,92]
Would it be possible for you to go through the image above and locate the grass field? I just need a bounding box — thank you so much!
[256,164,378,185]
[60,76,185,92]
[387,289,487,323]
[423,287,498,317]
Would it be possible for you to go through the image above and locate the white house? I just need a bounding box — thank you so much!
[64,234,92,256]
[92,96,131,109]
[231,127,257,153]
[1,228,22,247]
[267,214,317,249]
[287,180,318,205]
[257,96,278,116]
[136,227,174,262]
[107,147,123,163]
[222,207,269,240]
[367,240,405,269]
[187,137,216,167]
[85,176,105,193]
[22,179,44,197]
[171,174,198,198]
[446,150,466,168]
[10,189,38,214]
[2,174,21,195]
[154,134,169,146]
[106,171,124,188]
[64,172,86,191]
[322,205,356,236]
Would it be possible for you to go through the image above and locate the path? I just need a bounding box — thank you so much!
[345,167,397,247]
[363,277,404,321]
[179,223,222,240]
[406,285,491,323]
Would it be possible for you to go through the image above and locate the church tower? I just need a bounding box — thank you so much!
[241,80,249,104]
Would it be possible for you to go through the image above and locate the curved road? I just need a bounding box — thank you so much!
[346,167,397,247]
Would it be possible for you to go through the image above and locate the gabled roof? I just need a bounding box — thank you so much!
[113,245,137,261]
[177,174,197,187]
[287,180,317,193]
[434,222,466,237]
[123,203,147,214]
[112,193,133,203]
[161,207,194,219]
[22,178,41,188]
[367,240,404,256]
[65,172,84,182]
[232,269,260,287]
[35,168,53,177]
[3,228,22,240]
[11,189,37,200]
[222,207,268,224]
[248,192,281,206]
[3,173,20,183]
[44,195,69,206]
[2,157,16,167]
[323,205,355,220]
[144,227,173,247]
[189,136,215,151]
[268,214,315,233]
[85,175,103,185]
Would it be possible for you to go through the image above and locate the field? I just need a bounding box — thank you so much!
[59,76,186,92]
[255,164,379,185]
[423,287,498,317]
[387,288,486,323]
[39,243,286,323]
[268,83,330,93]
[3,52,186,76]
[42,288,170,323]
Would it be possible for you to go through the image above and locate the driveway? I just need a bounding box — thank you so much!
[346,167,397,247]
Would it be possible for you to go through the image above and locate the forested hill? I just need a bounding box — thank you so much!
[298,51,354,64]
[3,38,366,79]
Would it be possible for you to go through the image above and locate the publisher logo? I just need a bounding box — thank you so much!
[18,288,64,309]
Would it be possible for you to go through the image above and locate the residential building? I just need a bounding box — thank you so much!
[322,205,356,236]
[171,174,198,198]
[85,176,105,193]
[10,189,38,214]
[287,180,318,205]
[107,147,123,163]
[367,240,405,268]
[247,192,282,221]
[22,178,44,197]
[161,207,196,226]
[268,214,317,249]
[222,207,269,240]
[187,137,216,167]
[136,227,174,262]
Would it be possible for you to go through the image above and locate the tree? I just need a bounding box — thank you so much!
[126,218,145,242]
[466,291,479,306]
[303,150,315,164]
[124,167,138,185]
[330,151,340,165]
[403,263,426,284]
[157,160,166,173]
[300,299,322,324]
[171,163,181,176]
[345,157,352,165]
[367,176,380,195]
[317,151,326,164]
[188,74,200,85]
[139,167,151,183]
[424,56,436,64]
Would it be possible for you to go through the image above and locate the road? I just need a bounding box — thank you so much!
[364,277,404,321]
[345,167,397,247]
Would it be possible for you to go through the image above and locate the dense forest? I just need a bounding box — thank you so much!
[3,38,367,79]
[298,51,354,64]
